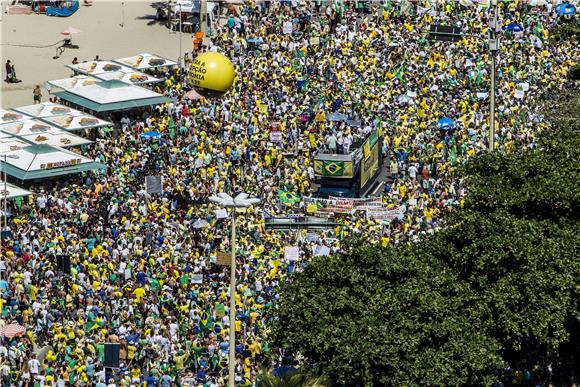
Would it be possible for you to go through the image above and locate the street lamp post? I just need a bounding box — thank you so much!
[428,1,501,153]
[200,0,208,38]
[209,192,260,387]
[179,2,183,68]
[488,2,500,152]
[1,154,19,234]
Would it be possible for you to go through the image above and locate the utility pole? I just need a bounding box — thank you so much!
[488,1,500,152]
[200,0,208,37]
[179,3,183,68]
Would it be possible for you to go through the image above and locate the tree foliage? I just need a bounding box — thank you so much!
[271,243,503,386]
[270,88,580,384]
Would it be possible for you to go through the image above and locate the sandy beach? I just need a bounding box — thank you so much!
[1,0,194,108]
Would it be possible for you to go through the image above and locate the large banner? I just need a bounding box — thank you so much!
[360,131,380,189]
[304,196,383,215]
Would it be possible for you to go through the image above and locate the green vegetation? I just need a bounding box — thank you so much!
[269,88,580,385]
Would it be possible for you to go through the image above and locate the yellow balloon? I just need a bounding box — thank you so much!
[189,52,235,98]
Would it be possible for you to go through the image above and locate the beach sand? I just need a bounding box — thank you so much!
[1,0,194,108]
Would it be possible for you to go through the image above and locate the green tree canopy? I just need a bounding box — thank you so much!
[271,241,503,386]
[270,88,580,385]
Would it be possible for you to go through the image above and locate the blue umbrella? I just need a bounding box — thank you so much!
[436,117,456,130]
[503,23,524,32]
[555,4,576,16]
[326,112,348,122]
[141,131,161,139]
[273,366,298,378]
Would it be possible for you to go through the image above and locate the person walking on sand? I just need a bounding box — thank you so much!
[33,85,42,104]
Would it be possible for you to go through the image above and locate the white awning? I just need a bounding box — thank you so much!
[53,80,171,112]
[13,102,80,118]
[46,75,100,91]
[0,109,27,122]
[0,119,63,137]
[92,69,161,85]
[1,183,32,199]
[113,53,177,70]
[13,103,111,131]
[67,60,135,76]
[2,144,104,180]
[19,132,92,148]
[42,113,111,131]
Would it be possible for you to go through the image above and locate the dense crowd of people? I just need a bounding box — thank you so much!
[0,0,578,385]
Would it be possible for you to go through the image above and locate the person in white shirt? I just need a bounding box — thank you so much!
[28,357,40,376]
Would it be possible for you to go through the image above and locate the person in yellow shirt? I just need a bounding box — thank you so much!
[133,286,146,303]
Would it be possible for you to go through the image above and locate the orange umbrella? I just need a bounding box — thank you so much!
[0,323,26,338]
[61,27,81,35]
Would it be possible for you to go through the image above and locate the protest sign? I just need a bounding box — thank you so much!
[216,252,231,266]
[215,208,228,219]
[283,22,293,35]
[284,246,300,261]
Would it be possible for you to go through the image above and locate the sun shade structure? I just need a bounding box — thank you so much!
[61,27,81,35]
[67,60,136,75]
[12,103,111,131]
[114,53,178,70]
[0,323,26,338]
[0,119,63,137]
[0,138,31,151]
[1,144,105,180]
[53,80,172,112]
[19,132,92,148]
[66,61,160,85]
[46,75,100,91]
[1,182,32,199]
[92,70,161,85]
[0,109,27,122]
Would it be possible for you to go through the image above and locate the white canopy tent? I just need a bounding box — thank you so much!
[92,69,161,85]
[169,0,218,15]
[12,103,111,131]
[0,119,63,137]
[13,103,77,118]
[1,183,32,200]
[19,132,92,148]
[67,60,134,75]
[114,53,178,70]
[53,80,172,112]
[46,75,99,91]
[43,114,111,131]
[0,138,31,152]
[1,144,104,180]
[0,109,27,122]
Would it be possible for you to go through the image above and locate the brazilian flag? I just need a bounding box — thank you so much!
[277,189,301,206]
[200,310,213,330]
[322,160,344,177]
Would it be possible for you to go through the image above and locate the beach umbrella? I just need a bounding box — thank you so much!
[555,4,576,16]
[0,323,26,338]
[397,95,412,104]
[436,117,456,130]
[182,89,203,101]
[326,112,348,122]
[140,131,161,139]
[503,23,524,32]
[61,27,81,35]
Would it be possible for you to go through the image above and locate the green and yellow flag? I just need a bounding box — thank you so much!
[277,189,301,205]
